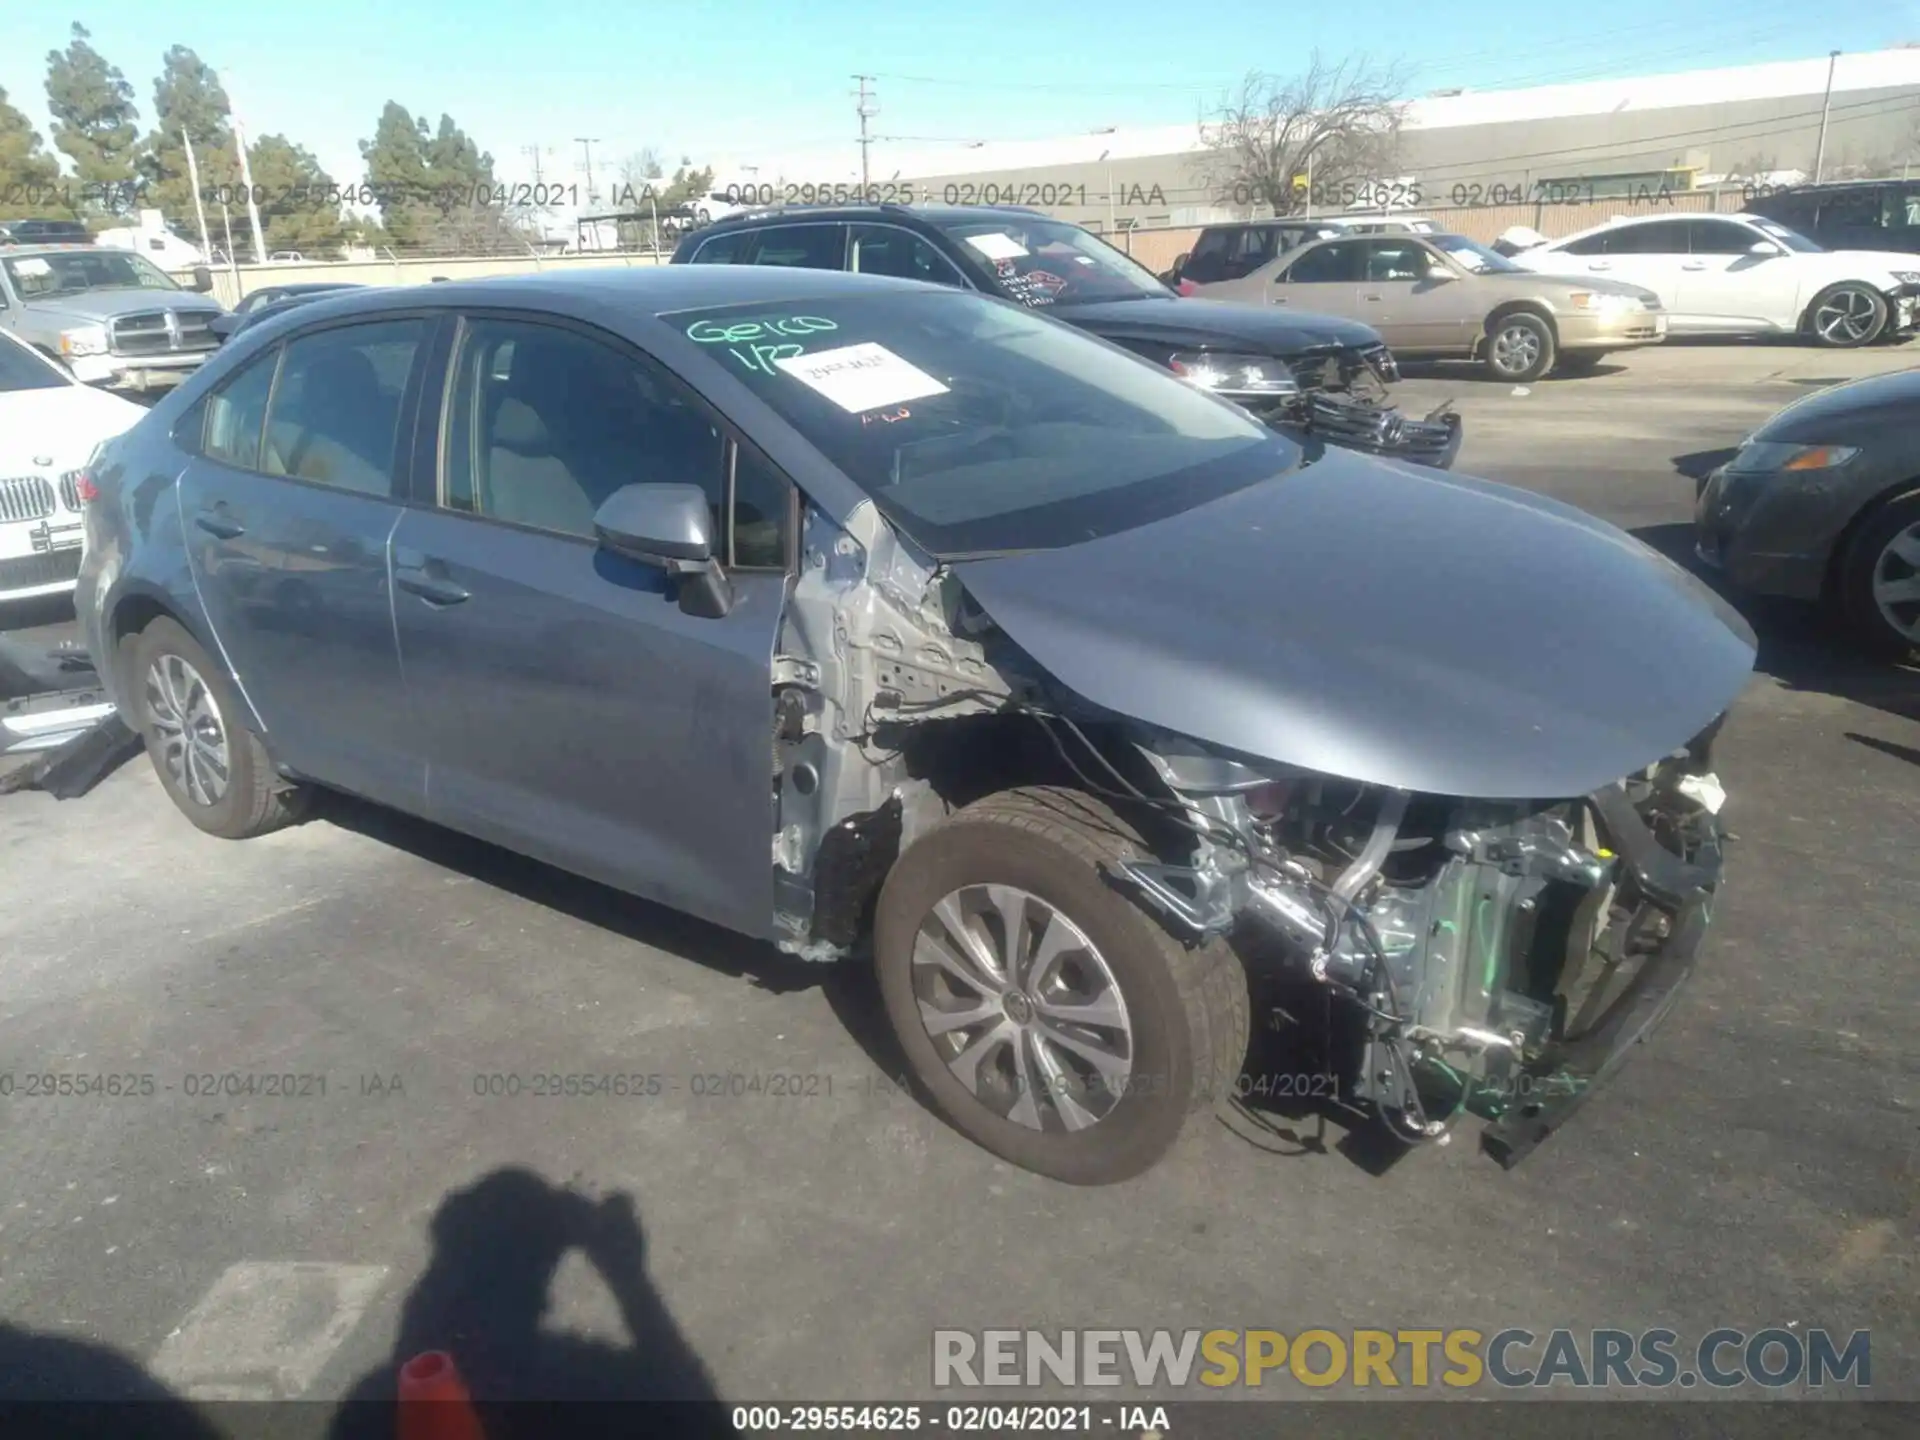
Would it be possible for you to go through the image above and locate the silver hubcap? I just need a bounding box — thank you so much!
[912,884,1134,1132]
[1815,288,1879,344]
[1871,520,1920,643]
[1493,324,1540,375]
[145,653,231,807]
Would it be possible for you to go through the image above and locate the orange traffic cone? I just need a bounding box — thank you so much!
[397,1350,486,1440]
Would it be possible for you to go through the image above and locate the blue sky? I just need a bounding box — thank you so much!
[1,1,1906,193]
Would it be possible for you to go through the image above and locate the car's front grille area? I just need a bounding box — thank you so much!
[57,471,83,512]
[0,475,57,523]
[107,310,219,357]
[1308,394,1461,465]
[0,547,83,592]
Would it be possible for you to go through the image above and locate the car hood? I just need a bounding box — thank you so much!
[0,383,146,472]
[1050,297,1383,354]
[1755,364,1920,439]
[952,448,1756,800]
[1474,270,1659,302]
[1810,248,1920,277]
[25,292,224,323]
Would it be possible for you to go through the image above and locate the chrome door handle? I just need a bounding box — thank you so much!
[395,560,470,607]
[1681,262,1708,270]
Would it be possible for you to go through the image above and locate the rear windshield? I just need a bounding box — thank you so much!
[667,290,1297,557]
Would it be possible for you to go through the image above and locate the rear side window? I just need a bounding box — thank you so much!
[850,226,965,287]
[1602,220,1691,255]
[689,231,749,264]
[745,224,847,270]
[1284,240,1364,284]
[1219,227,1278,280]
[200,348,280,469]
[261,319,424,497]
[1181,228,1235,284]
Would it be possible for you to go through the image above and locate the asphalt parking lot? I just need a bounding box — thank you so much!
[2,340,1916,1415]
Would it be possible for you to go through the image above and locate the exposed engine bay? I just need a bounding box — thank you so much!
[764,498,1729,1161]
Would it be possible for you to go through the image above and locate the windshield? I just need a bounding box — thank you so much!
[1428,234,1524,273]
[668,291,1296,557]
[939,216,1172,306]
[1747,217,1824,253]
[0,331,72,392]
[2,249,181,300]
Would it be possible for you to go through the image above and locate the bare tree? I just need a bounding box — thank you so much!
[1200,53,1412,216]
[619,147,663,193]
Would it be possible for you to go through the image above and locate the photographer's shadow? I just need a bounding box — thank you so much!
[330,1166,735,1440]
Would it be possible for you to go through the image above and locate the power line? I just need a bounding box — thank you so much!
[575,137,601,204]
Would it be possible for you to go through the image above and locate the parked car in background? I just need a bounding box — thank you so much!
[208,283,364,343]
[1745,179,1920,256]
[1334,214,1445,235]
[1696,366,1920,656]
[0,245,224,394]
[1510,213,1920,347]
[1164,219,1352,291]
[1198,231,1666,382]
[0,218,93,247]
[268,251,307,263]
[673,204,1462,466]
[0,330,143,604]
[77,267,1749,1182]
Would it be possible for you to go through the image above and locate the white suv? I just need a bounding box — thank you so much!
[0,331,143,605]
[1510,212,1920,347]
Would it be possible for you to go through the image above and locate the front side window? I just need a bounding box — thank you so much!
[1362,240,1440,281]
[667,291,1294,558]
[1687,219,1760,256]
[689,231,749,265]
[938,216,1171,306]
[440,317,728,545]
[261,319,424,496]
[1746,217,1822,252]
[1,249,179,299]
[1602,221,1692,255]
[200,347,281,470]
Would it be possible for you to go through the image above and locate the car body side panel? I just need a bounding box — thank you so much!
[954,449,1757,800]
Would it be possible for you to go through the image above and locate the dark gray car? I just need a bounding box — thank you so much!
[75,267,1752,1184]
[1696,366,1920,655]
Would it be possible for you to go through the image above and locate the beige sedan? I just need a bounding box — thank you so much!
[1194,231,1668,382]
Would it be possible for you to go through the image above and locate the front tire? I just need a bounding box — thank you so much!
[1838,490,1920,659]
[1806,283,1888,348]
[1484,312,1555,382]
[129,617,308,838]
[873,787,1249,1184]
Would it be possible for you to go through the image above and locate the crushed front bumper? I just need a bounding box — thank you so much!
[1306,394,1464,469]
[1479,782,1726,1168]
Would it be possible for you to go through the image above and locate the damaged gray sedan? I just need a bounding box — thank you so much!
[75,268,1756,1184]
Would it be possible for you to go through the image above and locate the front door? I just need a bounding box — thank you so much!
[389,313,793,938]
[175,315,431,806]
[1241,236,1366,316]
[1675,218,1795,330]
[1352,238,1478,352]
[1571,219,1694,314]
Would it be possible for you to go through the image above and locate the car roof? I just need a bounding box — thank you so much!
[0,243,101,257]
[256,264,938,330]
[692,202,1051,235]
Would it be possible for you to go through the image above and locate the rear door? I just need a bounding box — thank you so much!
[1560,220,1693,311]
[386,312,794,937]
[175,314,433,806]
[1240,237,1365,315]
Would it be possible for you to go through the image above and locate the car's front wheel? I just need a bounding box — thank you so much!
[128,618,309,838]
[1806,283,1888,348]
[1484,312,1555,382]
[873,787,1249,1184]
[1838,489,1920,658]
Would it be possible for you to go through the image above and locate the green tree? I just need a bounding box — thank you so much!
[360,101,528,253]
[248,134,347,256]
[0,84,67,221]
[44,23,142,214]
[137,46,240,242]
[358,101,433,245]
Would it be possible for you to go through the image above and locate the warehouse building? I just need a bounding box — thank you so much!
[733,48,1920,237]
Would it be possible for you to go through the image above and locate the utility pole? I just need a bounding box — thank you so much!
[524,144,546,186]
[575,137,601,205]
[231,114,267,264]
[1813,50,1841,184]
[853,76,878,189]
[181,129,213,264]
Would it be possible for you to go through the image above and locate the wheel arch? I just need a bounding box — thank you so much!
[1485,299,1559,344]
[107,586,265,735]
[1823,477,1920,601]
[1798,278,1890,338]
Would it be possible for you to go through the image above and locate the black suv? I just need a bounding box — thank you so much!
[0,217,93,246]
[1164,218,1351,289]
[1744,180,1920,255]
[671,204,1461,467]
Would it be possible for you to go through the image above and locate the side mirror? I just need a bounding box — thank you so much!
[592,482,733,618]
[190,265,213,293]
[1747,240,1782,256]
[1425,268,1457,282]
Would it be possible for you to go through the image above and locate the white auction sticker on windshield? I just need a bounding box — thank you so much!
[12,257,53,277]
[963,232,1028,260]
[773,343,950,413]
